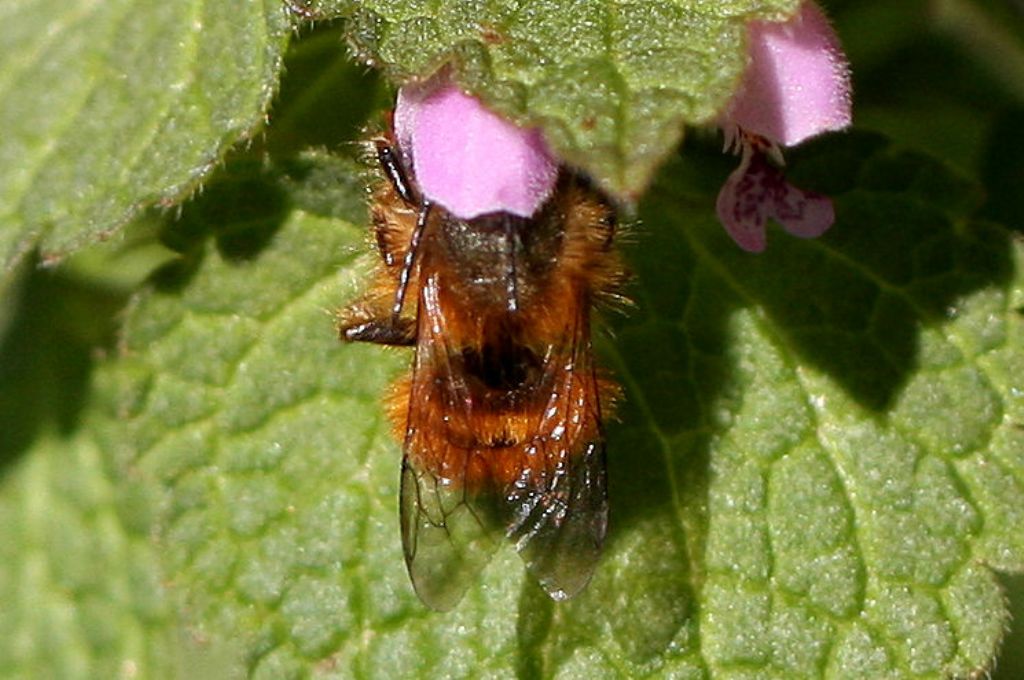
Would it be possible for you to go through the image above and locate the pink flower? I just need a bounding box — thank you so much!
[394,81,558,220]
[717,1,852,252]
[716,129,835,253]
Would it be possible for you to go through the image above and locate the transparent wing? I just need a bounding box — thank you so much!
[399,270,500,611]
[399,458,499,611]
[503,295,609,601]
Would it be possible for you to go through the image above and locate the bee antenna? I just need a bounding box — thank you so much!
[376,140,418,206]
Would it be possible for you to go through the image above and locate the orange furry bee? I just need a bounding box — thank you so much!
[339,95,623,610]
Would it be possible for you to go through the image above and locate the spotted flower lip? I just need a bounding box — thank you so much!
[716,1,852,252]
[716,130,835,253]
[394,81,558,220]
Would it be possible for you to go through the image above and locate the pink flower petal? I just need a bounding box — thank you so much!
[715,147,770,253]
[726,1,852,147]
[395,82,558,219]
[716,141,835,252]
[774,182,835,239]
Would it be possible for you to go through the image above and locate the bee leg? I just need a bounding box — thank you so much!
[342,149,428,348]
[339,314,417,346]
[338,287,417,346]
[390,200,432,318]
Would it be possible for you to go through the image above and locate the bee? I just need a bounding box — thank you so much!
[338,124,623,611]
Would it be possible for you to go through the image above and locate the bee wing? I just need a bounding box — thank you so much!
[504,295,609,601]
[399,270,500,611]
[399,458,499,611]
[400,266,608,608]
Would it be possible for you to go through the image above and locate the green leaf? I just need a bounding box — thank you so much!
[293,0,800,198]
[0,428,177,679]
[116,154,411,676]
[104,129,1024,676]
[0,264,178,679]
[0,0,292,270]
[3,4,1022,677]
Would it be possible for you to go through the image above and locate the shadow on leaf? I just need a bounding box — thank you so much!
[0,259,125,477]
[151,159,292,292]
[981,107,1024,234]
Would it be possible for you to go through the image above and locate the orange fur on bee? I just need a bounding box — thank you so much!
[385,367,619,490]
[341,163,624,493]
